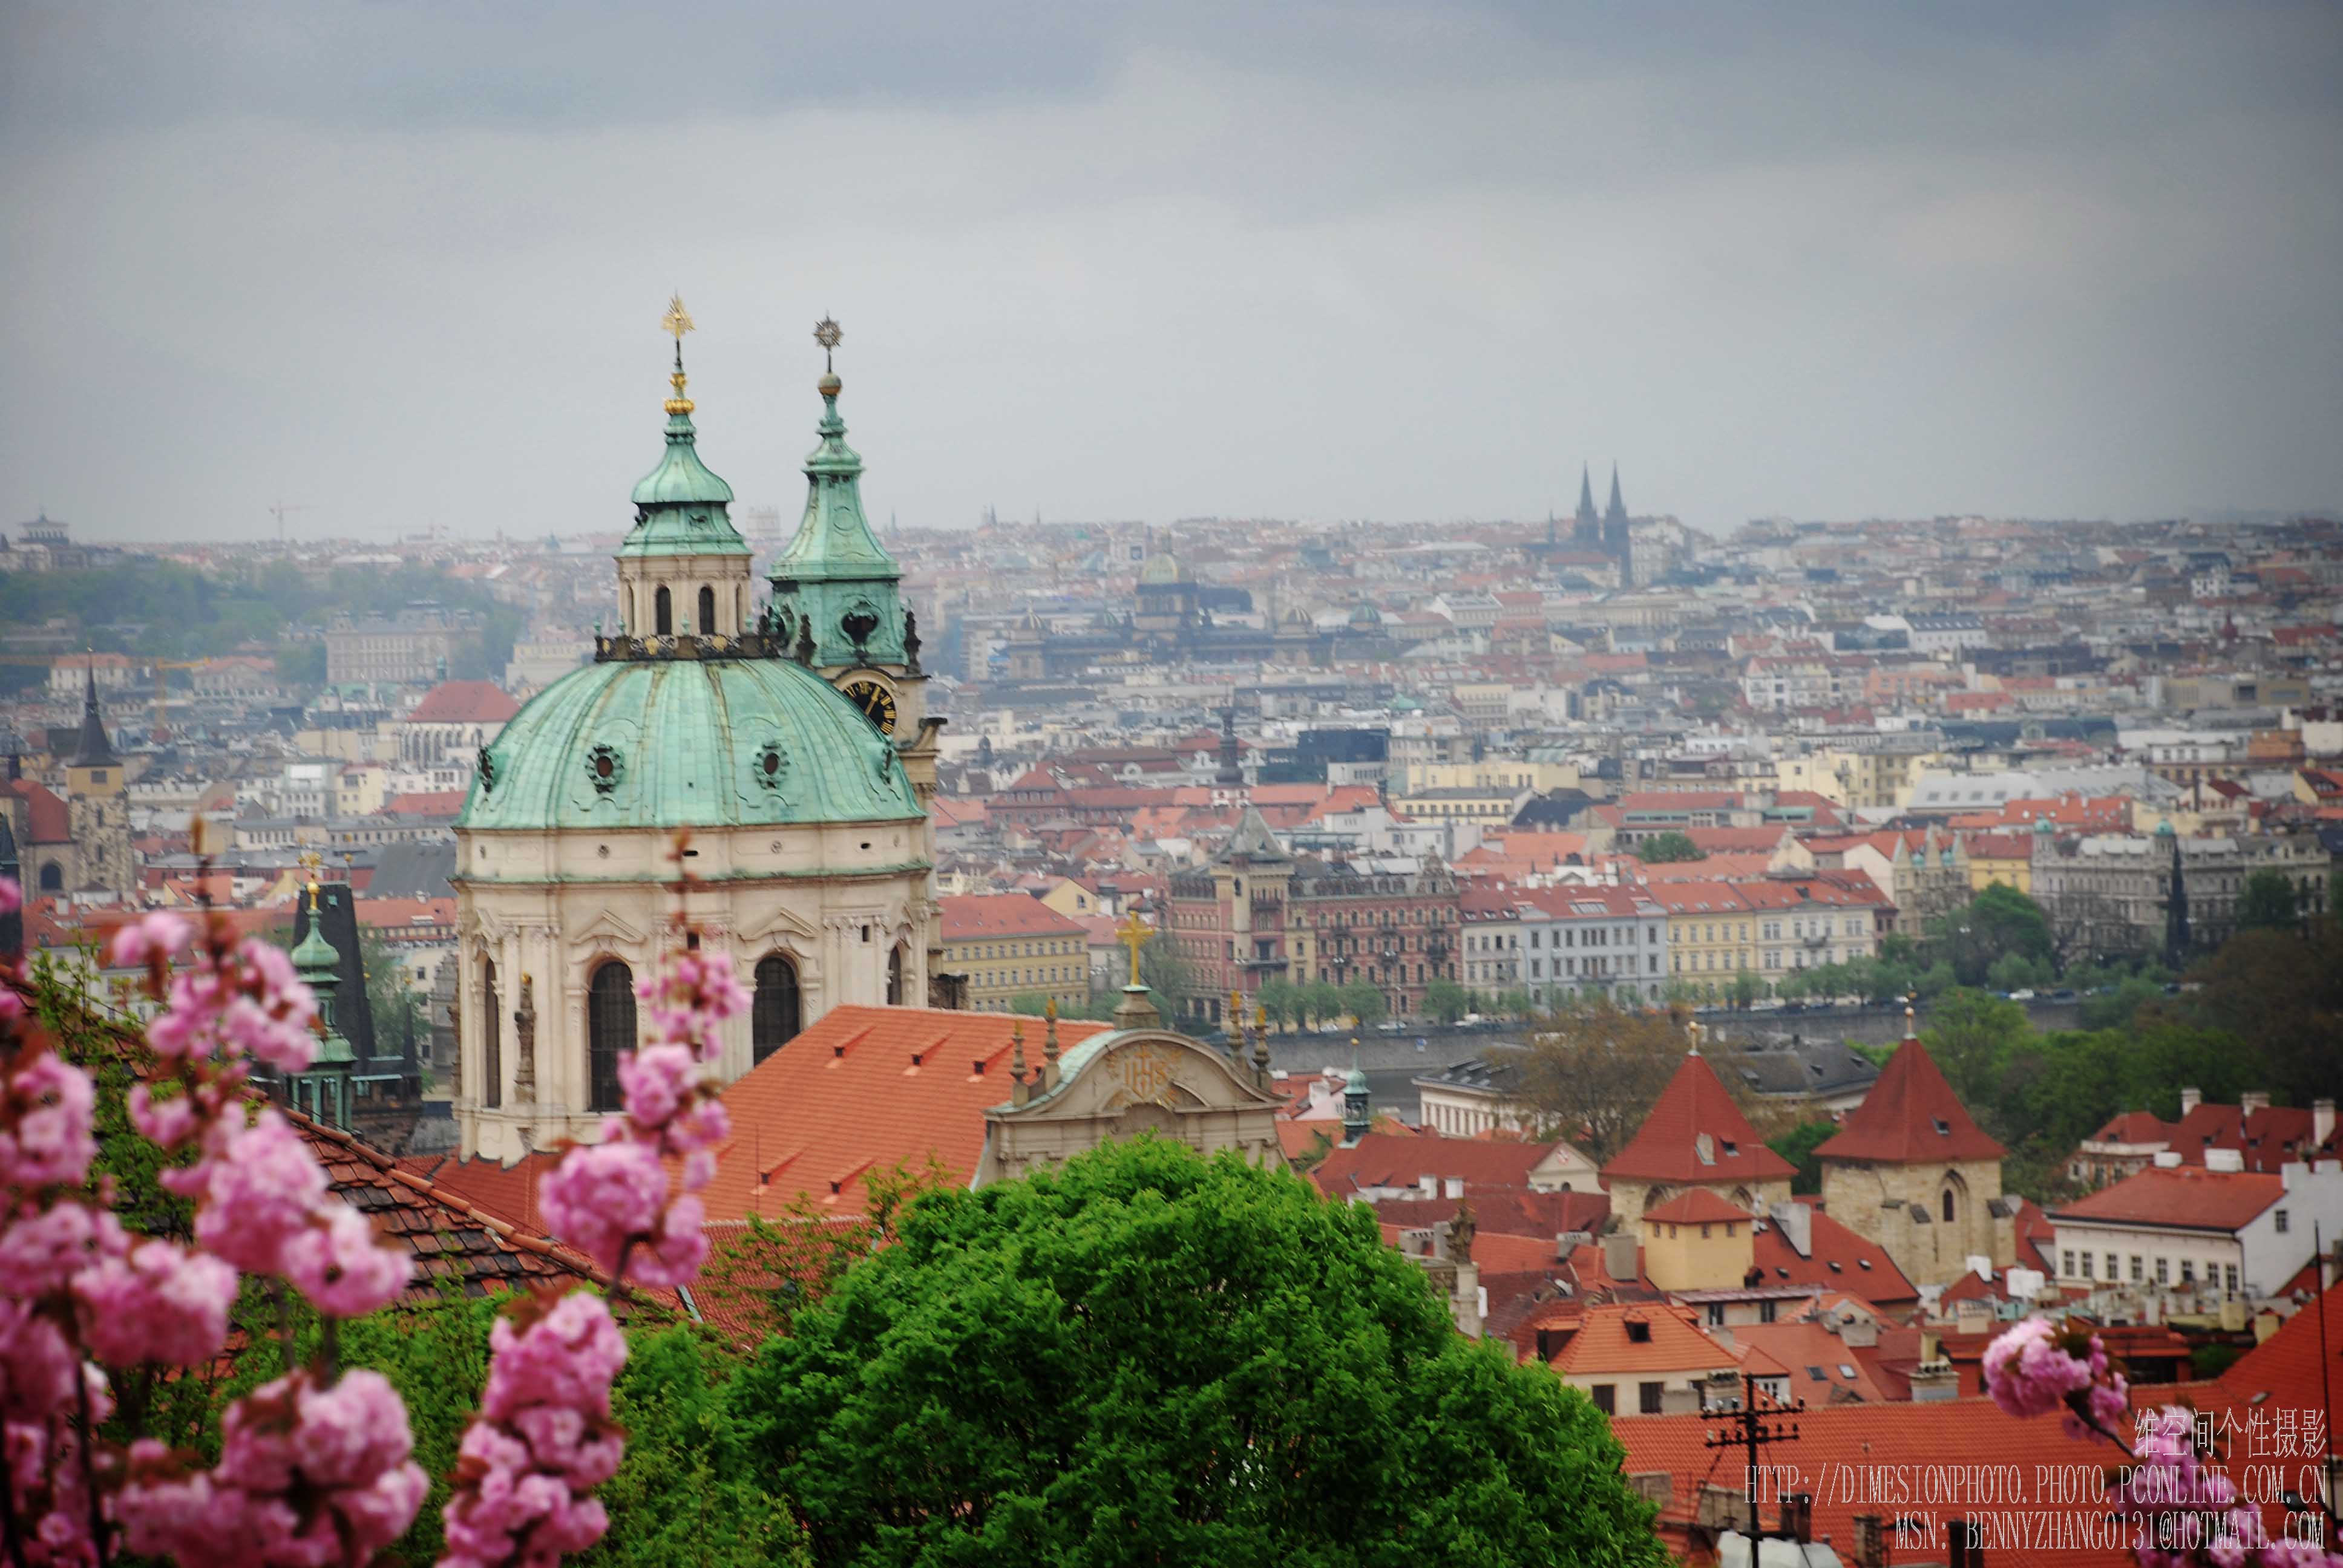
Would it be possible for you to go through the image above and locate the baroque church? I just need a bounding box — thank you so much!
[452,310,945,1163]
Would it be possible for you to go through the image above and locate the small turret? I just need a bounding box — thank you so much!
[1342,1040,1371,1147]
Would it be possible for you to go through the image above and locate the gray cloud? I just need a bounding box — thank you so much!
[3,0,2338,541]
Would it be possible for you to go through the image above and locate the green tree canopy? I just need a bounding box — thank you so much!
[1767,1119,1837,1196]
[725,1140,1665,1568]
[1340,976,1387,1028]
[1423,976,1470,1024]
[2236,868,2305,933]
[1636,831,1706,863]
[1925,884,2056,985]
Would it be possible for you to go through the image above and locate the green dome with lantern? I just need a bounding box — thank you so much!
[458,656,921,838]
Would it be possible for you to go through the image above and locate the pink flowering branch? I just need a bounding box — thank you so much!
[2,877,427,1566]
[1982,1315,2342,1567]
[436,835,742,1568]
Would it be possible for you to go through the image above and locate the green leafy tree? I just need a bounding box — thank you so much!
[1767,1120,1837,1195]
[1918,988,2033,1110]
[2236,868,2304,933]
[1636,831,1706,863]
[1493,987,1536,1021]
[1925,884,2056,985]
[726,1140,1665,1568]
[1728,970,1763,1010]
[1423,976,1470,1025]
[274,638,326,686]
[1340,976,1387,1029]
[1492,998,1709,1166]
[1008,993,1054,1016]
[1302,979,1346,1028]
[2166,921,2343,1111]
[1254,978,1300,1032]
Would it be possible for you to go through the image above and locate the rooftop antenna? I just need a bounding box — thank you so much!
[269,501,313,545]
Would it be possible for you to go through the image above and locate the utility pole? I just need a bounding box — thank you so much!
[1703,1372,1804,1537]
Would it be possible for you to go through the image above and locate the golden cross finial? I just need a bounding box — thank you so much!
[1115,910,1152,988]
[297,848,325,893]
[661,294,696,414]
[813,316,842,372]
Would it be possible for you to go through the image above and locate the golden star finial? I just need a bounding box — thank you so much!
[661,293,696,414]
[663,293,695,341]
[813,315,842,373]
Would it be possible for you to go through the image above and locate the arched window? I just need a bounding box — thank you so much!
[588,961,636,1111]
[654,586,673,636]
[38,863,62,892]
[1941,1187,1957,1223]
[752,953,801,1065]
[481,958,502,1109]
[697,585,716,636]
[886,945,905,1007]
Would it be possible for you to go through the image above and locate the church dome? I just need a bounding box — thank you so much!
[1137,551,1190,587]
[459,658,922,835]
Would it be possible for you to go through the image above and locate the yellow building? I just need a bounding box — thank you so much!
[939,893,1092,1014]
[1640,1190,1757,1292]
[1394,757,1581,795]
[1389,785,1529,824]
[1774,748,1941,811]
[1964,826,2038,895]
[1034,876,1106,922]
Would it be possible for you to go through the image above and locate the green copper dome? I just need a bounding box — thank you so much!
[458,656,923,839]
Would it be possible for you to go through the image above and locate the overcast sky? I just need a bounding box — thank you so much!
[4,1,2339,543]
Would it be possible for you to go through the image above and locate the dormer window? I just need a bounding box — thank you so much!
[1625,1319,1652,1344]
[1722,1141,1738,1158]
[1933,1118,1951,1135]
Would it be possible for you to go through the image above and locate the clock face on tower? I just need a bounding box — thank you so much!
[839,678,898,736]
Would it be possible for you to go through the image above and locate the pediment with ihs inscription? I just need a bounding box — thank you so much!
[1012,1029,1282,1123]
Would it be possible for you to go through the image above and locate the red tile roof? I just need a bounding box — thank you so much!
[1642,1189,1754,1226]
[1813,1036,2004,1164]
[1724,1319,1895,1403]
[1545,1303,1738,1377]
[382,789,467,818]
[2086,1100,2339,1172]
[2,777,68,844]
[701,1005,1113,1219]
[2049,1165,2285,1233]
[405,680,521,725]
[1601,1053,1795,1184]
[1749,1207,1918,1306]
[1368,1187,1611,1242]
[937,893,1089,941]
[1309,1132,1568,1197]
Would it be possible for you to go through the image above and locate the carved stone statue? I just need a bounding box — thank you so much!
[512,975,537,1105]
[902,609,922,672]
[1448,1196,1476,1267]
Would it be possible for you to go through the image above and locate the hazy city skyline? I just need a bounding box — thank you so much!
[4,0,2339,542]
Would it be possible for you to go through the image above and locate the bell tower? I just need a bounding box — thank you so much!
[762,318,940,801]
[609,295,755,645]
[63,659,133,899]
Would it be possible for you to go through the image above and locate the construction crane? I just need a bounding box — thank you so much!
[269,501,313,544]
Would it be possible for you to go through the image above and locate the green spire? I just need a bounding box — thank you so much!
[621,299,748,558]
[767,317,909,668]
[290,884,355,1065]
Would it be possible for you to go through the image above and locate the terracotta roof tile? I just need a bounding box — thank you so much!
[1814,1037,2005,1164]
[2049,1165,2285,1232]
[1750,1207,1918,1307]
[1601,1053,1795,1184]
[1642,1190,1754,1226]
[1547,1303,1738,1377]
[702,1004,1113,1220]
[1309,1132,1568,1197]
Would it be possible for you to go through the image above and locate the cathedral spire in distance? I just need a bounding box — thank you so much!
[1573,463,1599,546]
[71,655,117,769]
[1605,462,1627,524]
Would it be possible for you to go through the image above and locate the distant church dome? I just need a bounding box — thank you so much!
[1138,550,1191,587]
[1347,601,1383,629]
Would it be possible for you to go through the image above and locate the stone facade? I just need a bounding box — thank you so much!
[1815,1154,2014,1289]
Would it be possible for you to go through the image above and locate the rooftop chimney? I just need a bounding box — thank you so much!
[1602,1231,1639,1284]
[2315,1098,2335,1149]
[2240,1091,2269,1116]
[1768,1200,1814,1259]
[2180,1086,2203,1115]
[2204,1148,2244,1173]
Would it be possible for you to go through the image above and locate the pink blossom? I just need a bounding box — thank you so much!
[617,1042,700,1126]
[71,1239,238,1368]
[180,1109,330,1276]
[282,1203,410,1318]
[1,1053,97,1190]
[1981,1316,2097,1422]
[116,1370,425,1567]
[0,1302,80,1423]
[0,1201,125,1297]
[624,1194,709,1290]
[479,1293,627,1425]
[107,910,190,969]
[126,1081,202,1148]
[537,1140,666,1273]
[0,877,19,916]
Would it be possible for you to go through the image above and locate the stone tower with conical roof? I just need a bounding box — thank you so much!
[1814,1010,2013,1286]
[64,659,133,899]
[1599,1044,1797,1228]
